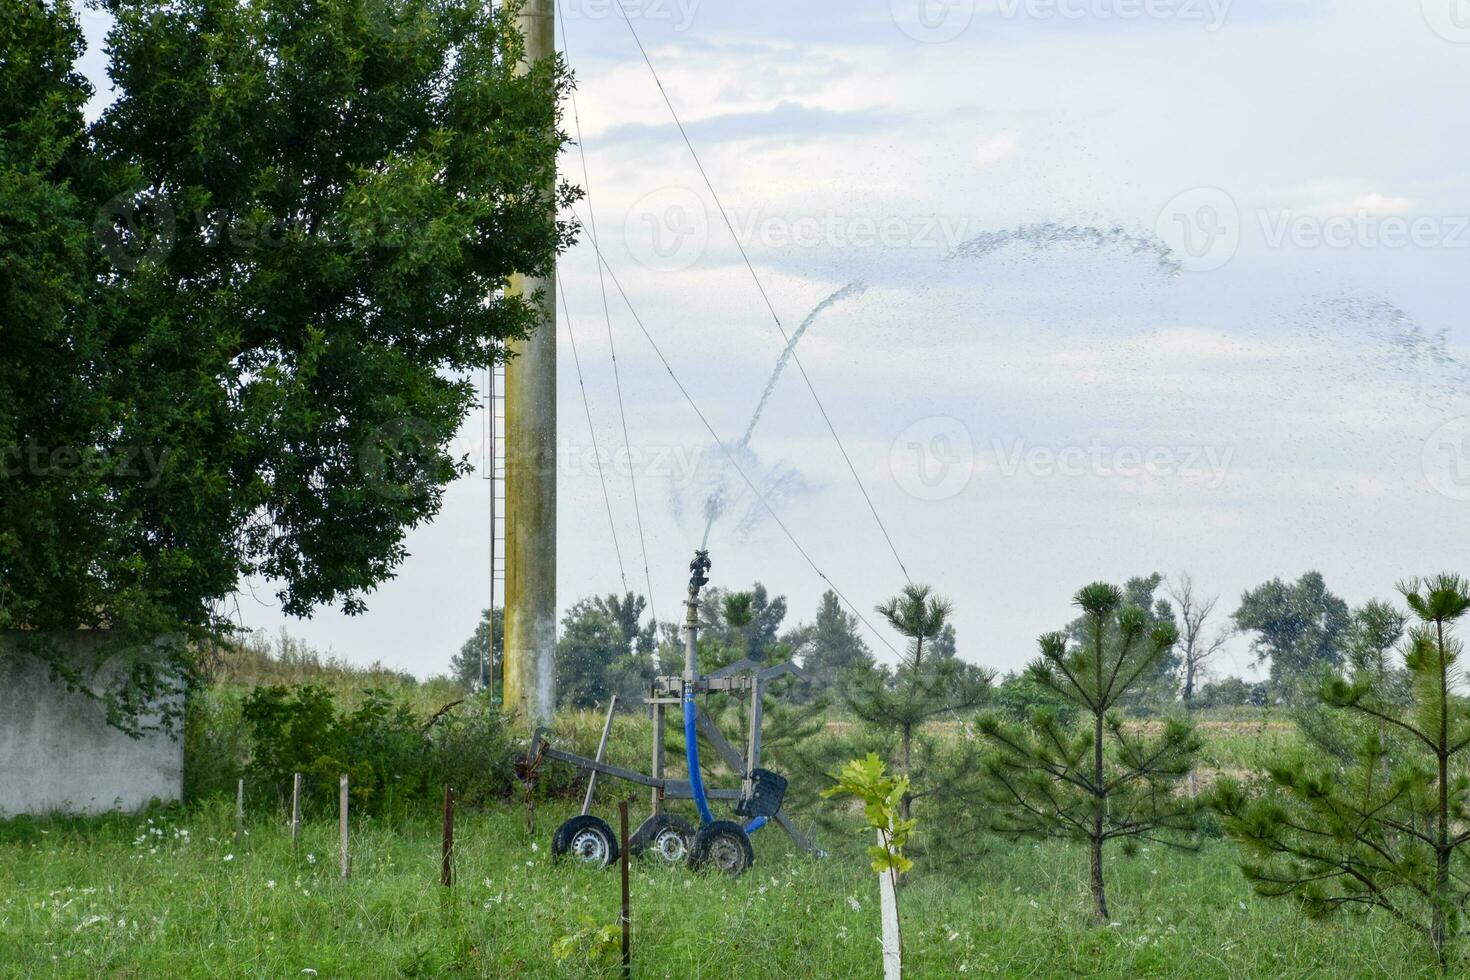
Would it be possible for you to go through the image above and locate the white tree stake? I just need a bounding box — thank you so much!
[878,829,902,980]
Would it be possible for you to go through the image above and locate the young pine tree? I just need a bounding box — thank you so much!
[844,585,992,823]
[1212,574,1470,968]
[977,582,1197,922]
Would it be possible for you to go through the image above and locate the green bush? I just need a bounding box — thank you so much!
[182,689,249,802]
[991,670,1079,729]
[241,685,433,817]
[426,704,520,809]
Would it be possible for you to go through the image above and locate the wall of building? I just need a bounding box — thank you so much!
[0,633,184,816]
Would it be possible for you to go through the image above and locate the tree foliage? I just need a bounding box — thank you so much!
[2,0,573,715]
[1212,574,1470,967]
[978,582,1198,921]
[785,589,874,700]
[553,593,656,710]
[844,585,992,824]
[1234,572,1350,701]
[450,607,504,692]
[1067,573,1178,709]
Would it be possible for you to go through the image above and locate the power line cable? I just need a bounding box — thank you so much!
[558,276,628,593]
[610,1,913,586]
[559,2,659,625]
[571,207,901,659]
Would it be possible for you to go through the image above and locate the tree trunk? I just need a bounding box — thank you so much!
[1091,707,1109,921]
[1089,833,1109,923]
[1432,619,1449,968]
[899,722,912,821]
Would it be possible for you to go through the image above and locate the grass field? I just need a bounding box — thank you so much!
[0,789,1447,979]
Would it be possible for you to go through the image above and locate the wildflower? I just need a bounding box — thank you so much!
[305,853,316,865]
[266,880,276,890]
[223,854,234,862]
[530,842,539,852]
[1028,900,1039,909]
[847,896,860,912]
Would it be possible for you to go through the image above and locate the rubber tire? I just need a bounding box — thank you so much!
[689,820,754,877]
[552,815,619,868]
[632,814,695,865]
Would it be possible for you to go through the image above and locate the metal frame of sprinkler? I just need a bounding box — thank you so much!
[531,550,822,876]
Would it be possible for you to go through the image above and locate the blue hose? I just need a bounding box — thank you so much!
[744,816,767,833]
[683,691,715,825]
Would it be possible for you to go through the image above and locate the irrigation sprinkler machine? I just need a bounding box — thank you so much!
[530,550,821,877]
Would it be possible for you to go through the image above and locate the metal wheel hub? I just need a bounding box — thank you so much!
[571,828,610,864]
[653,827,687,862]
[708,835,744,872]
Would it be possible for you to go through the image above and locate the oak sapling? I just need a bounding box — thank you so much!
[823,753,915,980]
[977,582,1199,922]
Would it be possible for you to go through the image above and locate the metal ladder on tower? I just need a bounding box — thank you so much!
[483,360,507,703]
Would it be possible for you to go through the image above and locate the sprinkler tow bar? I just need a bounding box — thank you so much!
[532,550,822,876]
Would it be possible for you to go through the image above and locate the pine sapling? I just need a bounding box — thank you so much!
[1212,573,1470,969]
[977,582,1198,921]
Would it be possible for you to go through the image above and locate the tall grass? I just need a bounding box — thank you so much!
[0,800,1442,978]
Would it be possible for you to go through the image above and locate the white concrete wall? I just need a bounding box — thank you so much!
[0,633,183,815]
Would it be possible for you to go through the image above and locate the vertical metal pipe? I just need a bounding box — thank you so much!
[684,596,699,680]
[503,0,557,725]
[619,800,632,979]
[651,701,664,816]
[582,696,618,815]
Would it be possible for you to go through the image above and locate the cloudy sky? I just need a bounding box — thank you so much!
[82,1,1470,679]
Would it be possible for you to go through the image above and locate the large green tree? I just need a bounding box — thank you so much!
[553,593,657,710]
[2,0,574,705]
[1234,571,1350,700]
[786,589,874,697]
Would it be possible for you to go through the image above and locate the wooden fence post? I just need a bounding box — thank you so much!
[339,774,350,880]
[441,784,455,887]
[619,800,631,979]
[291,772,302,849]
[234,778,245,847]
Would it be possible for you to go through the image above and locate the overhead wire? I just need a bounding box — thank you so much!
[610,0,913,586]
[558,276,628,593]
[569,207,902,660]
[558,0,659,625]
